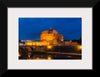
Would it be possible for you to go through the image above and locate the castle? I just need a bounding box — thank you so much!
[25,28,79,46]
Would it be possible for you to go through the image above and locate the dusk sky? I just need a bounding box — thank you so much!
[19,18,82,41]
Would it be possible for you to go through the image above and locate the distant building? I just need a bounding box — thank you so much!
[19,41,25,46]
[25,28,79,46]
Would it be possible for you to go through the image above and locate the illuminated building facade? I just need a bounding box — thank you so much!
[25,28,79,46]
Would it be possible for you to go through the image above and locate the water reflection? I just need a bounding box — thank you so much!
[48,55,52,60]
[19,45,81,60]
[19,53,81,60]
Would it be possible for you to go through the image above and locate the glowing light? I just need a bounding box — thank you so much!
[28,55,31,58]
[47,45,52,49]
[48,55,52,60]
[77,45,82,50]
[36,57,39,60]
[67,56,72,58]
[19,53,21,57]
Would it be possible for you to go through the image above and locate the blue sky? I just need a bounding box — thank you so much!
[19,18,82,41]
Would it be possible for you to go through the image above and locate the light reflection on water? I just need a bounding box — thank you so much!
[19,51,81,60]
[26,54,81,60]
[29,55,52,60]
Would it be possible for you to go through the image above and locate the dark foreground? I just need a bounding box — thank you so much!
[19,46,81,60]
[19,51,81,60]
